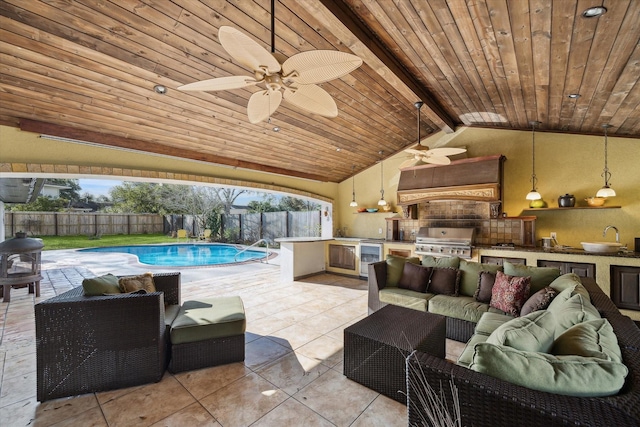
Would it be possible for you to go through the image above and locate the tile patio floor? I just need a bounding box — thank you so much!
[0,256,463,426]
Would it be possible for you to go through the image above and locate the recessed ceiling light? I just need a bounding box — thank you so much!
[153,84,167,94]
[568,93,581,99]
[272,126,280,132]
[582,6,607,18]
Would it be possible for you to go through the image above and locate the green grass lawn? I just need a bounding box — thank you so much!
[40,234,175,250]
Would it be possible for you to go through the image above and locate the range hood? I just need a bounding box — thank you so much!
[397,155,505,205]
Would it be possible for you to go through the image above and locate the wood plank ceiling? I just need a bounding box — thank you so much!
[0,1,638,183]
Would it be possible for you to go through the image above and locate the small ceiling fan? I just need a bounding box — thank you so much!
[177,1,362,124]
[399,101,467,168]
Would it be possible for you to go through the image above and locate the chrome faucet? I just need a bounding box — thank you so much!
[603,225,619,243]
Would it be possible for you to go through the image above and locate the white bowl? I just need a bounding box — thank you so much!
[581,242,622,253]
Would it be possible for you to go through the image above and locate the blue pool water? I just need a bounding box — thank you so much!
[79,244,266,267]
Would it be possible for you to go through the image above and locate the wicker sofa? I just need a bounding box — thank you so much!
[35,272,181,402]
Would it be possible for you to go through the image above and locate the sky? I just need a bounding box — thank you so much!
[78,179,274,205]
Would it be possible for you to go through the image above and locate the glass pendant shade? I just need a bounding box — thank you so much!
[350,200,358,207]
[526,190,542,200]
[596,124,615,197]
[377,153,386,206]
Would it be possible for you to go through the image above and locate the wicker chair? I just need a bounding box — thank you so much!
[406,277,640,427]
[35,272,181,402]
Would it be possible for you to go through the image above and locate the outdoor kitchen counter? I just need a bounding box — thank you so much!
[475,245,640,259]
[276,238,333,282]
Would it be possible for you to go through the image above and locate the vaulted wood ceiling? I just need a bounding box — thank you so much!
[1,1,638,183]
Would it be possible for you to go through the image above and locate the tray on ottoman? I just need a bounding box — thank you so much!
[344,304,445,403]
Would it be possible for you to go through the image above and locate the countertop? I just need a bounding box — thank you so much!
[475,245,640,259]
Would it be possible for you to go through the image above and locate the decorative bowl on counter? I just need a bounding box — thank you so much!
[366,208,378,213]
[356,207,367,212]
[585,197,606,207]
[581,242,622,253]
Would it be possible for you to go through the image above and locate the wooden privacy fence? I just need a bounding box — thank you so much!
[4,212,163,236]
[221,210,321,243]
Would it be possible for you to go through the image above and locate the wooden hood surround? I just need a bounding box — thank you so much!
[396,155,505,206]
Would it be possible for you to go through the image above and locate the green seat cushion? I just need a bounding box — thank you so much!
[470,343,628,397]
[547,291,601,337]
[82,274,121,295]
[552,319,622,363]
[503,261,561,293]
[386,255,421,287]
[549,273,590,301]
[458,259,503,297]
[379,288,433,311]
[428,295,506,323]
[456,333,488,368]
[486,310,556,353]
[475,312,514,336]
[165,304,182,329]
[170,297,246,345]
[421,255,460,269]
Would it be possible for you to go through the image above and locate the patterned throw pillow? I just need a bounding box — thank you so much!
[397,262,432,293]
[428,267,461,296]
[490,271,531,317]
[521,286,558,316]
[118,272,156,293]
[474,271,497,303]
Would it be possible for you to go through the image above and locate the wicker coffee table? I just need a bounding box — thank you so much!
[343,304,446,404]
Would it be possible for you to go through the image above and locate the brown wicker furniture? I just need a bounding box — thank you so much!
[168,296,246,373]
[343,304,446,403]
[35,272,181,402]
[406,277,640,427]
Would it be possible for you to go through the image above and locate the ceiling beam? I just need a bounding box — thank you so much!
[308,0,456,133]
[18,119,331,182]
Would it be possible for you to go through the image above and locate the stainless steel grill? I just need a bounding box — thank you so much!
[414,227,475,259]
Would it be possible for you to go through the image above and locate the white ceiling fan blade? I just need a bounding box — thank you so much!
[426,147,467,156]
[247,90,282,124]
[282,51,363,85]
[405,148,428,155]
[218,26,281,74]
[422,155,451,165]
[177,76,258,91]
[400,157,420,168]
[283,84,338,117]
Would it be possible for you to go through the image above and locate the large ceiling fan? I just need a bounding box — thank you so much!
[399,101,467,168]
[177,1,362,124]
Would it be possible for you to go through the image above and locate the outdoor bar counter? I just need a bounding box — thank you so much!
[275,237,332,282]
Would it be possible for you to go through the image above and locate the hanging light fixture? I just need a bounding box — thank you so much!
[526,121,542,201]
[349,165,358,207]
[596,124,616,197]
[377,151,387,206]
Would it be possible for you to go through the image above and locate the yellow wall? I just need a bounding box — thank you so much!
[0,125,338,203]
[337,127,640,249]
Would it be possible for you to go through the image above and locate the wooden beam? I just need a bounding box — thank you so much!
[312,0,456,133]
[18,119,331,182]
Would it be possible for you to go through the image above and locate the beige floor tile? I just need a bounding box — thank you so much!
[256,352,330,396]
[3,350,36,381]
[296,335,344,368]
[245,337,293,371]
[351,394,407,427]
[252,397,334,426]
[173,362,250,400]
[50,406,108,427]
[266,323,324,350]
[246,315,295,336]
[100,375,195,427]
[200,372,288,427]
[3,394,99,427]
[0,370,36,407]
[446,339,466,362]
[294,368,379,427]
[150,402,220,427]
[273,306,316,323]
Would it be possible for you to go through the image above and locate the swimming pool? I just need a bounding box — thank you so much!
[79,244,267,267]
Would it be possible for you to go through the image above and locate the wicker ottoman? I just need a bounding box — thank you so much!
[168,296,246,373]
[344,305,446,404]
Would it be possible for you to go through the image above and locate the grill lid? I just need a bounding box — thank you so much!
[416,227,475,245]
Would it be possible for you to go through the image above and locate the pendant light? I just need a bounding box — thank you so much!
[377,151,387,206]
[525,121,542,201]
[596,124,616,197]
[349,165,358,207]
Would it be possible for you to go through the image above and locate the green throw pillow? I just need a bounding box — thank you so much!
[486,310,556,353]
[549,273,590,301]
[421,255,460,269]
[547,292,601,337]
[552,318,622,363]
[82,274,121,295]
[385,255,420,287]
[503,261,561,293]
[459,259,503,297]
[470,342,628,397]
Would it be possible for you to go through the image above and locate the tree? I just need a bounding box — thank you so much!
[278,196,320,211]
[247,194,279,213]
[9,196,68,212]
[108,182,165,213]
[214,188,249,215]
[47,178,81,202]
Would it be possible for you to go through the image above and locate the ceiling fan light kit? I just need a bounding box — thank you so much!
[177,0,362,125]
[596,124,616,198]
[526,121,543,201]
